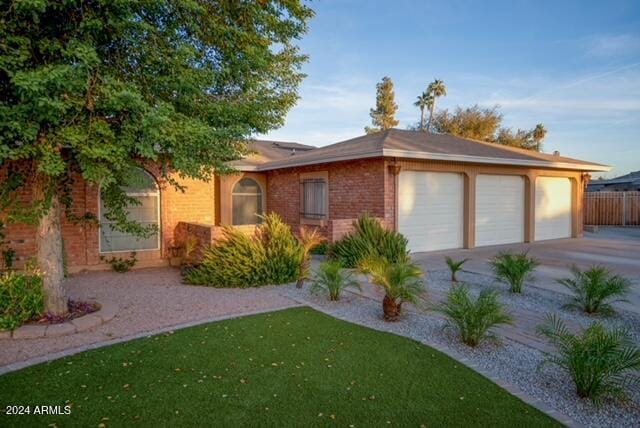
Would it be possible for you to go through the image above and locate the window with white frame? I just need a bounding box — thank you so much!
[232,178,263,225]
[99,168,160,252]
[302,178,327,219]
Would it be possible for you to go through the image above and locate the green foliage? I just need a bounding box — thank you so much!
[536,314,640,403]
[310,241,329,255]
[101,252,137,273]
[431,105,546,151]
[0,0,314,246]
[329,215,408,268]
[359,257,424,305]
[186,214,303,288]
[445,256,469,282]
[0,270,44,331]
[414,91,433,131]
[296,226,324,288]
[310,261,360,301]
[557,265,631,315]
[438,286,512,347]
[426,79,447,132]
[365,76,399,133]
[2,248,16,270]
[490,251,539,293]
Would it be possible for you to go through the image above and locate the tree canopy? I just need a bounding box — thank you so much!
[365,76,399,134]
[430,105,547,151]
[0,0,314,313]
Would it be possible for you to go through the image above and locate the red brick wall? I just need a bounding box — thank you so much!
[2,167,216,272]
[266,158,388,240]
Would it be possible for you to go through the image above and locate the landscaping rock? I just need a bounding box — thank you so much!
[94,301,118,323]
[45,322,77,337]
[12,325,47,340]
[70,314,103,332]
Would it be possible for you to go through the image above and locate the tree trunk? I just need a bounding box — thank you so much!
[382,295,401,322]
[427,100,436,133]
[34,182,67,315]
[420,107,425,131]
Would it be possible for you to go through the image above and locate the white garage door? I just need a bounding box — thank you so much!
[398,171,464,252]
[535,177,572,241]
[475,175,524,246]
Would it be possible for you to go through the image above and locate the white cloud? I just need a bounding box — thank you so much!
[586,34,640,58]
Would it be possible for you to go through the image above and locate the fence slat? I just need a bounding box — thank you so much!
[584,191,640,226]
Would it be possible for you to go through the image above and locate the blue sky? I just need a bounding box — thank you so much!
[264,0,640,177]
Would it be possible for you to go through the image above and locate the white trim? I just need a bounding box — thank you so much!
[98,169,161,254]
[247,148,610,172]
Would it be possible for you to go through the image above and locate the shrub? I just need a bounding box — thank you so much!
[329,215,408,268]
[490,251,539,293]
[445,256,469,282]
[360,256,424,321]
[310,241,328,255]
[310,261,360,301]
[0,270,44,331]
[296,227,325,288]
[438,285,512,347]
[101,252,137,273]
[186,213,302,288]
[536,314,640,403]
[557,265,630,315]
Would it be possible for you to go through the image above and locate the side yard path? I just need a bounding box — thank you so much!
[0,268,301,370]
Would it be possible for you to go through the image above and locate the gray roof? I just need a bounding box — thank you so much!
[239,129,609,172]
[229,139,315,169]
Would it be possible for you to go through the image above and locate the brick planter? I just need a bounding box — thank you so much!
[0,301,118,340]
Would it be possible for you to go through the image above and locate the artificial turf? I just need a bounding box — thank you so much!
[0,307,559,427]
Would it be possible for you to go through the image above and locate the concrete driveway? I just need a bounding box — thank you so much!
[412,227,640,314]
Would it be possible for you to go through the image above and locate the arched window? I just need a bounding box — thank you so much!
[99,168,160,252]
[232,178,263,225]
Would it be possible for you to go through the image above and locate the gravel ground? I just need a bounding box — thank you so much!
[428,269,640,341]
[0,268,298,367]
[280,282,640,428]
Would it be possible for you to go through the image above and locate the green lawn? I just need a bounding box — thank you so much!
[0,307,559,427]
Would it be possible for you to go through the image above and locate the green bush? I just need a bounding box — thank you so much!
[310,260,360,301]
[329,215,408,268]
[536,314,640,404]
[490,251,539,293]
[186,213,302,288]
[0,270,44,331]
[557,265,630,315]
[101,252,137,273]
[438,285,512,347]
[310,241,328,255]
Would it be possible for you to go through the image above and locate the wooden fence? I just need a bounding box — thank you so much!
[584,191,640,226]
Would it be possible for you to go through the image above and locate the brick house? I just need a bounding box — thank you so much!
[3,129,608,272]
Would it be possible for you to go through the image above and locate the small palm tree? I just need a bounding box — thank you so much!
[439,286,512,347]
[310,261,360,301]
[359,257,424,321]
[296,227,325,288]
[414,91,433,131]
[426,78,447,132]
[557,265,631,315]
[536,314,640,403]
[445,256,469,283]
[490,251,539,293]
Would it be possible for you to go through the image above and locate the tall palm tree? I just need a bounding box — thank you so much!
[426,79,447,133]
[532,123,547,151]
[413,91,433,131]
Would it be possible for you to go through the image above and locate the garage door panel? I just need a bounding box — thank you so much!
[475,175,524,246]
[535,177,572,241]
[398,171,463,252]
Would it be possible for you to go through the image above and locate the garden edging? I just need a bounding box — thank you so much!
[0,301,119,340]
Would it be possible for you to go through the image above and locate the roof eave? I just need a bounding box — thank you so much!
[382,149,611,172]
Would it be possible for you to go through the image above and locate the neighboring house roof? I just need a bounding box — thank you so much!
[229,139,315,169]
[586,170,640,191]
[239,129,609,172]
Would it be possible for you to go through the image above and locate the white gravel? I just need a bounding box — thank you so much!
[428,269,640,341]
[280,280,640,428]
